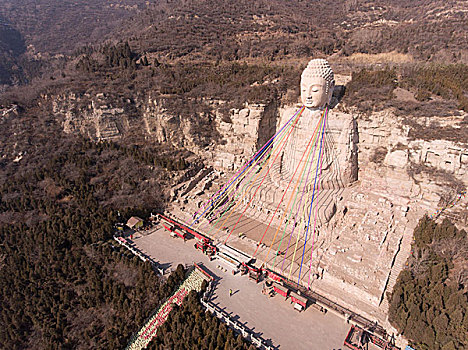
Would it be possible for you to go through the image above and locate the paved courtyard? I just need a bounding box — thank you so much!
[132,225,351,350]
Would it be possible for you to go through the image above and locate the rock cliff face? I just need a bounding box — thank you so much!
[49,88,468,221]
[170,94,467,328]
[209,102,278,170]
[142,96,202,150]
[299,107,468,323]
[50,89,467,229]
[53,92,278,165]
[49,86,467,327]
[53,92,125,141]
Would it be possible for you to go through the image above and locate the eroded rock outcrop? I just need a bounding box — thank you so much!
[54,92,125,141]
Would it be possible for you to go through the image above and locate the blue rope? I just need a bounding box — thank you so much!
[189,107,303,228]
[297,108,328,285]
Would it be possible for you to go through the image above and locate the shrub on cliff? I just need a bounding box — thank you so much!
[400,64,468,112]
[342,67,398,114]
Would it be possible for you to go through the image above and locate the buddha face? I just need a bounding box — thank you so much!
[301,76,331,109]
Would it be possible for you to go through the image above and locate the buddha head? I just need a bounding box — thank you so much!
[300,59,335,109]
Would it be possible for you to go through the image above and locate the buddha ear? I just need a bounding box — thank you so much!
[328,80,336,97]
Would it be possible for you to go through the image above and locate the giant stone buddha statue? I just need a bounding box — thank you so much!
[255,59,358,226]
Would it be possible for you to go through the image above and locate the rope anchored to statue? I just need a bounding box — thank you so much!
[189,59,340,287]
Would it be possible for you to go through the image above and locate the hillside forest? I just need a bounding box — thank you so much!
[0,0,467,349]
[389,217,468,350]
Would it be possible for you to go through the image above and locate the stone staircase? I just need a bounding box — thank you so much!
[126,267,211,350]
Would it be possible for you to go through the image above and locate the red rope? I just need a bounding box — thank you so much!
[223,107,305,244]
[253,110,326,256]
